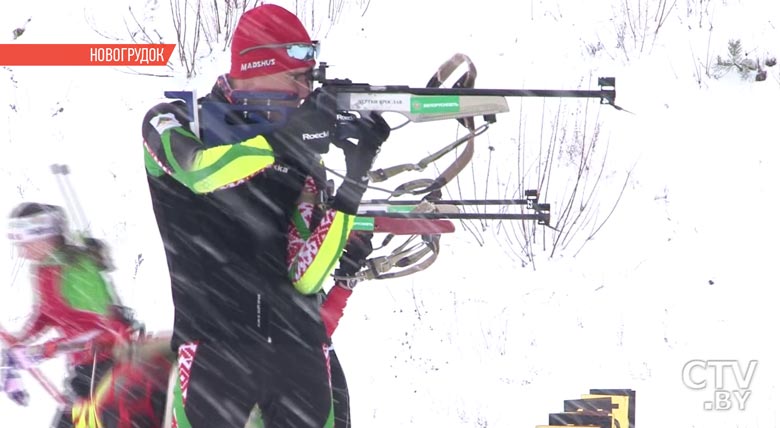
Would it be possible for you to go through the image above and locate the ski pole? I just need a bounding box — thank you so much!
[50,164,90,237]
[9,256,26,289]
[22,365,66,405]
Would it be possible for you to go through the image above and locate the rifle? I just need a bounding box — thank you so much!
[307,54,618,280]
[311,63,618,124]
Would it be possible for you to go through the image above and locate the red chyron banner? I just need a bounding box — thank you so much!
[0,44,177,66]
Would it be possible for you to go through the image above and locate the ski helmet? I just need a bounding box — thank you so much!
[7,202,67,243]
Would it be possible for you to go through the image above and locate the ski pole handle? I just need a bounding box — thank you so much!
[50,163,90,235]
[50,164,70,175]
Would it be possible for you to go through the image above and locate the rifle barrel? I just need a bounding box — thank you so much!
[360,212,546,220]
[361,199,535,206]
[336,85,615,100]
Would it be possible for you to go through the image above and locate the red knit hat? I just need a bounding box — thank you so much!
[229,4,316,79]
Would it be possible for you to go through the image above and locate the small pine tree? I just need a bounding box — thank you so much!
[714,39,759,80]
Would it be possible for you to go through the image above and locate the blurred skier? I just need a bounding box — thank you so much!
[0,202,137,428]
[140,3,389,427]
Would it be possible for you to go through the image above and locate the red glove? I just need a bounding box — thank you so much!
[39,341,59,358]
[28,339,68,359]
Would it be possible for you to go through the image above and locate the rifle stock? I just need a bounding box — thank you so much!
[336,91,509,122]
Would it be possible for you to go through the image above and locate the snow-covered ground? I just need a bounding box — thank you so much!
[2,0,779,426]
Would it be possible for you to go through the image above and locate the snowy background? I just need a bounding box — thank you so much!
[2,0,780,426]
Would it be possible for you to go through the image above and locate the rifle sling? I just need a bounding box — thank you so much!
[367,53,479,197]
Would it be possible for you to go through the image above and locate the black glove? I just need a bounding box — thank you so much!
[333,112,390,179]
[334,232,374,278]
[331,112,390,214]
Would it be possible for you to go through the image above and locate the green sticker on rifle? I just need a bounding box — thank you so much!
[410,96,460,113]
[352,217,375,231]
[387,205,416,213]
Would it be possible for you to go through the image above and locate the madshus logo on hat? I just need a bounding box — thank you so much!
[241,58,276,72]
